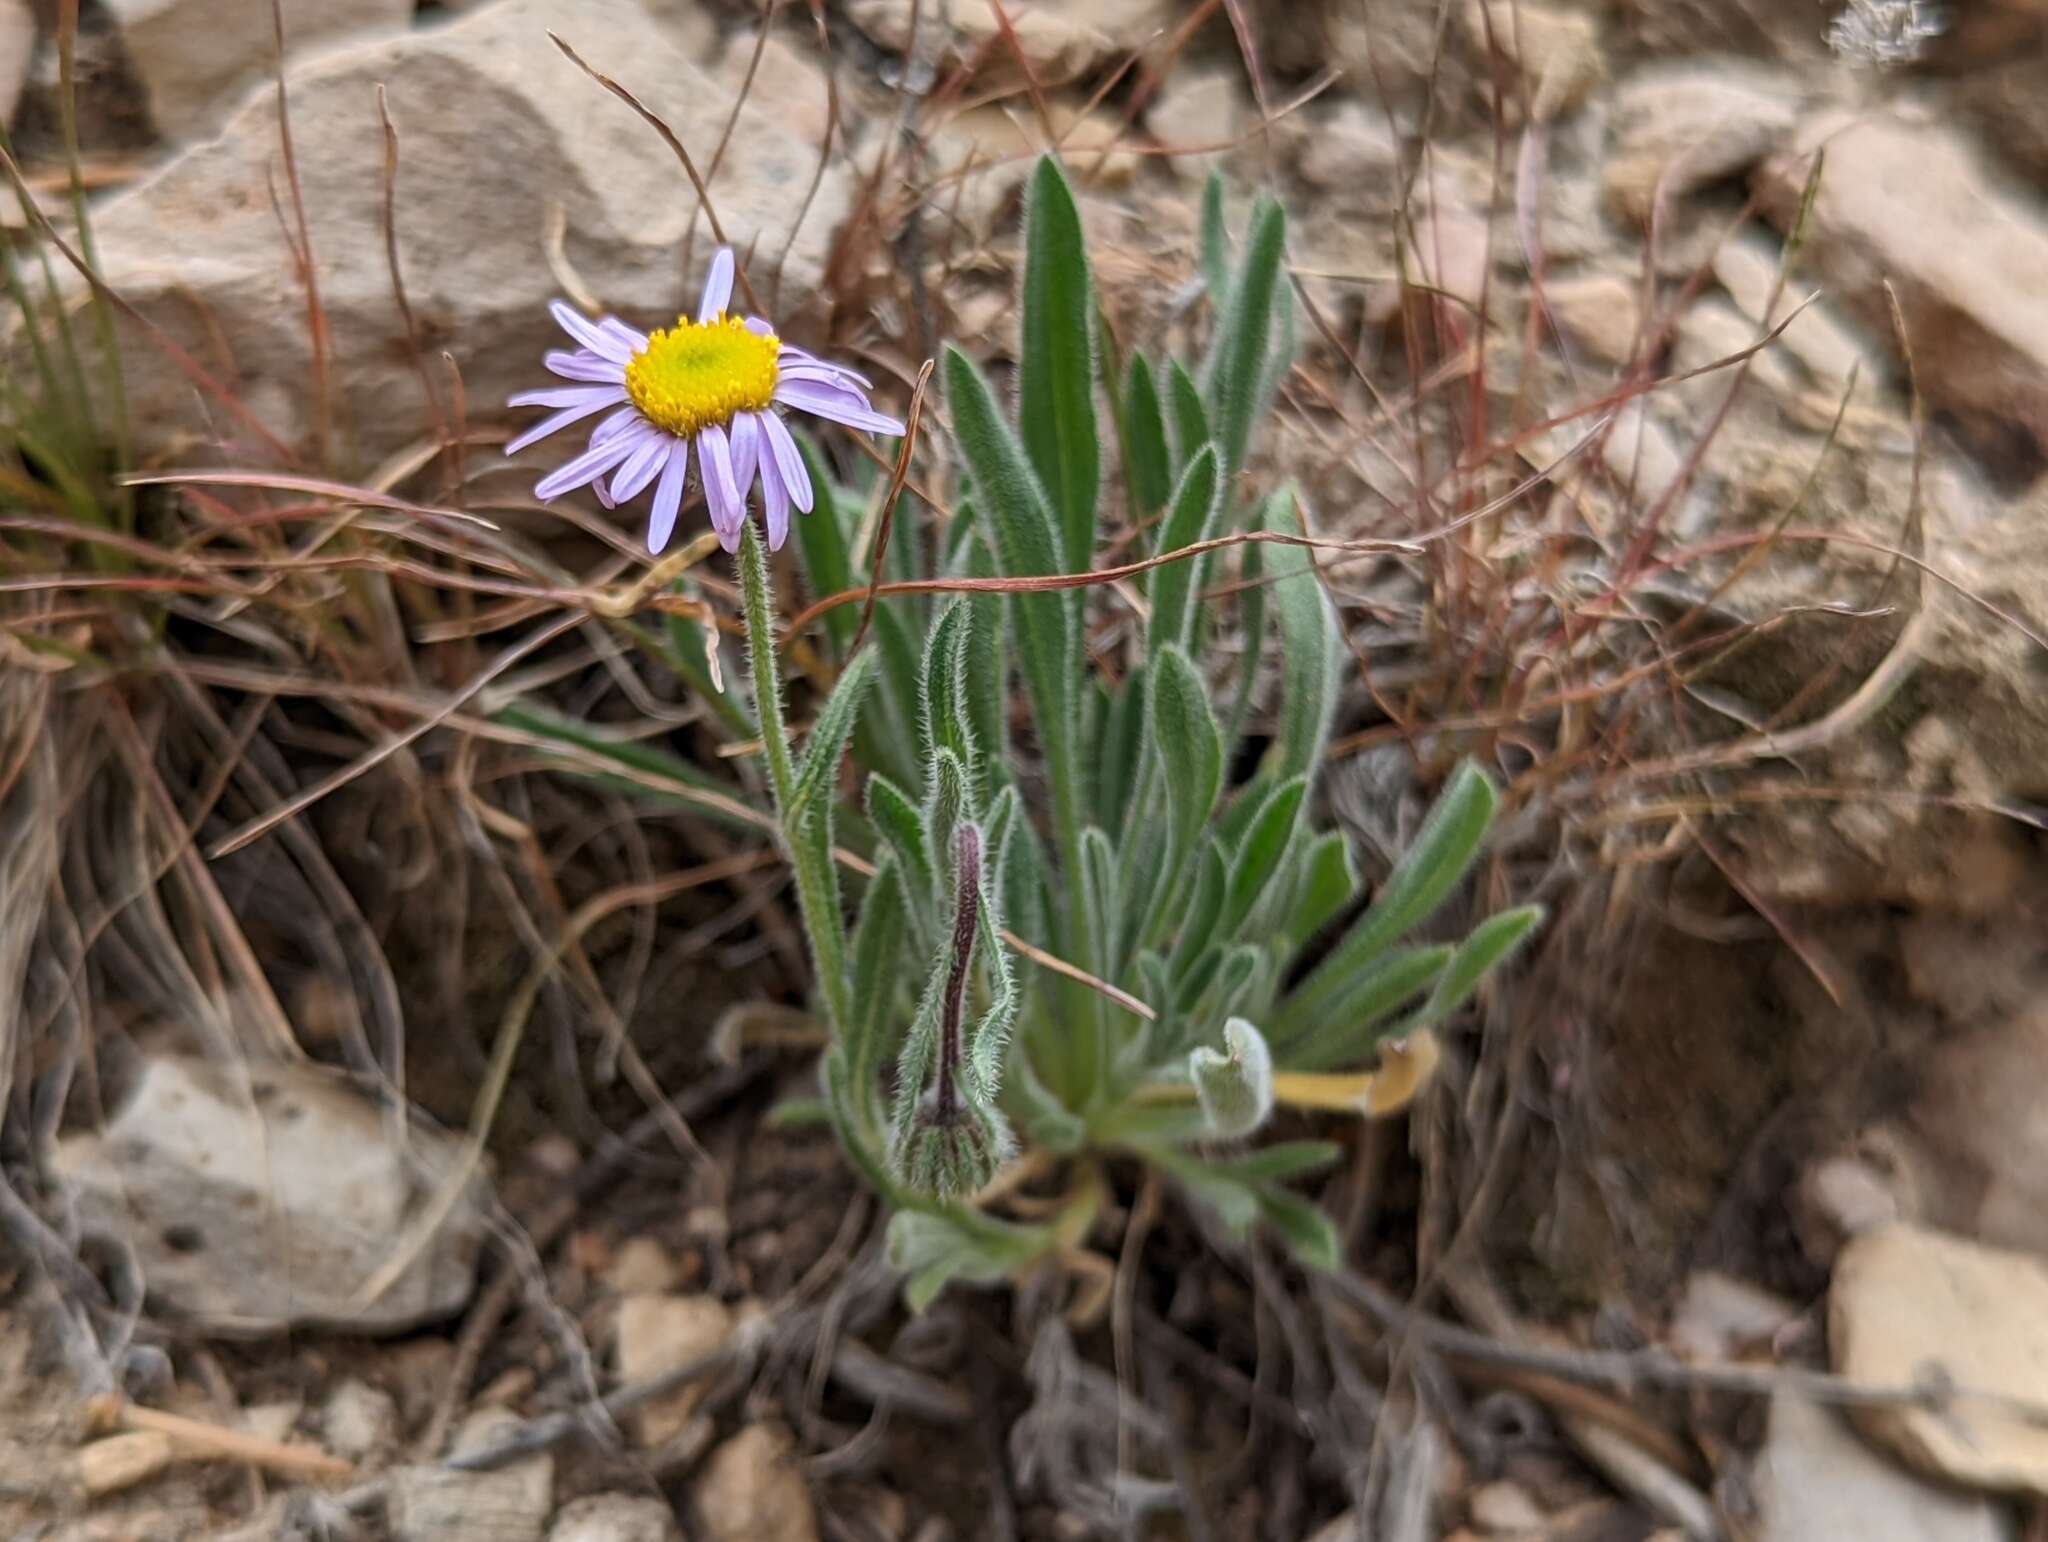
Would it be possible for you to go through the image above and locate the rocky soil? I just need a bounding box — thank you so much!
[8,0,2048,1538]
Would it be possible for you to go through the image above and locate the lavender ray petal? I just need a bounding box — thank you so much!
[648,436,691,553]
[544,349,627,383]
[533,430,643,501]
[758,429,791,551]
[729,412,762,511]
[508,384,625,411]
[505,391,627,456]
[549,300,633,364]
[699,423,742,537]
[761,411,813,514]
[696,248,735,324]
[610,432,673,505]
[774,378,906,436]
[775,346,873,388]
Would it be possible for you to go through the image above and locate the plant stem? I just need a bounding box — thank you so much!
[738,519,852,1033]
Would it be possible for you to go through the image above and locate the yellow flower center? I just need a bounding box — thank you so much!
[623,314,780,438]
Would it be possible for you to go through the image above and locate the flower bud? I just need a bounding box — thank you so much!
[1190,1017,1274,1138]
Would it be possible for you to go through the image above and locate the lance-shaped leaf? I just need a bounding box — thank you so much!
[1287,830,1358,947]
[1256,1185,1341,1271]
[943,345,1081,856]
[960,545,1009,795]
[1167,840,1229,989]
[1201,193,1287,475]
[887,1209,1052,1312]
[848,855,911,1121]
[1146,444,1223,656]
[1019,156,1101,576]
[1282,762,1499,1027]
[1381,906,1544,1041]
[1275,943,1451,1070]
[1166,357,1210,474]
[1121,353,1174,525]
[1269,499,1339,785]
[1223,775,1307,935]
[1079,825,1118,981]
[1097,670,1147,834]
[788,648,877,827]
[1214,1140,1342,1184]
[1199,169,1229,302]
[920,599,977,779]
[1149,645,1224,878]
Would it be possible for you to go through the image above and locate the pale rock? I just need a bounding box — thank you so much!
[0,0,31,129]
[1832,1223,2048,1494]
[1598,399,1687,513]
[1542,271,1642,366]
[1792,1150,1906,1268]
[102,0,415,142]
[929,99,1136,232]
[696,1424,818,1542]
[1668,1270,1797,1362]
[1712,227,1876,403]
[238,1402,301,1444]
[1603,60,1803,219]
[1468,1478,1544,1532]
[1147,65,1247,173]
[1672,296,1804,415]
[615,1292,732,1445]
[846,0,1164,88]
[323,1379,399,1462]
[390,1408,553,1542]
[743,33,834,152]
[1462,0,1603,122]
[84,0,850,464]
[1294,99,1401,204]
[549,1494,683,1542]
[604,1237,683,1296]
[1757,112,2048,480]
[1899,1009,2048,1257]
[49,1055,485,1334]
[639,0,727,63]
[1759,1394,2008,1541]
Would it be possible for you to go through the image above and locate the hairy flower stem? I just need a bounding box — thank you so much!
[738,519,851,1032]
[934,824,981,1126]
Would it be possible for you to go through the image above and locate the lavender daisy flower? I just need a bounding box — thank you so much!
[507,248,904,555]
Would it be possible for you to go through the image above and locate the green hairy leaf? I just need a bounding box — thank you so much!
[1019,157,1101,577]
[789,649,877,827]
[1121,353,1174,524]
[1201,193,1287,475]
[1223,776,1307,935]
[1146,444,1223,656]
[1166,357,1210,473]
[1149,646,1224,879]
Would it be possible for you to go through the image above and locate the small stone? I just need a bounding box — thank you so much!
[1758,1394,2006,1542]
[1147,65,1247,174]
[1757,111,2048,482]
[102,0,415,142]
[48,1055,485,1334]
[1462,0,1603,122]
[549,1494,683,1542]
[0,0,32,130]
[390,1408,553,1542]
[604,1238,683,1296]
[322,1379,399,1463]
[845,0,1162,88]
[696,1424,818,1542]
[74,1432,175,1497]
[1294,99,1401,202]
[1712,228,1876,401]
[615,1293,733,1446]
[1832,1223,2048,1494]
[745,34,833,152]
[1604,60,1804,219]
[1468,1478,1544,1532]
[1543,272,1643,366]
[1668,1270,1797,1363]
